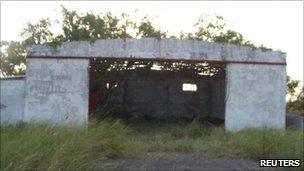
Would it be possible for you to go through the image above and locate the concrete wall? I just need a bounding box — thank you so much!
[28,38,285,64]
[24,58,89,125]
[103,73,226,119]
[0,77,25,125]
[23,38,286,130]
[225,64,286,132]
[123,78,211,118]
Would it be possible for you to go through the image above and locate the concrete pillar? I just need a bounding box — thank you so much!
[225,63,286,132]
[24,58,89,126]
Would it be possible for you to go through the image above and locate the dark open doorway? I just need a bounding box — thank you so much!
[88,58,226,124]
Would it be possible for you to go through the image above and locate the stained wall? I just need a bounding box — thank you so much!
[225,64,286,132]
[0,38,286,131]
[24,58,89,125]
[0,77,25,125]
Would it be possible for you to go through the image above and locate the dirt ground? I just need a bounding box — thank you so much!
[97,152,282,171]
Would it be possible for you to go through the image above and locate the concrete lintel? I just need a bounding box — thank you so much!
[27,38,286,63]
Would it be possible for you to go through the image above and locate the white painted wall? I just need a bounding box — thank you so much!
[225,64,286,132]
[24,58,89,126]
[1,39,287,131]
[0,77,25,125]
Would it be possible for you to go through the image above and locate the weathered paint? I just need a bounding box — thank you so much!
[0,77,25,125]
[1,38,287,132]
[225,64,286,132]
[27,38,286,64]
[24,58,89,126]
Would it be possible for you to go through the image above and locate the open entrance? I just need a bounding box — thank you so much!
[89,58,226,124]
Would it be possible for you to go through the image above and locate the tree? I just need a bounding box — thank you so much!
[1,7,271,76]
[136,16,167,38]
[180,14,271,51]
[0,41,26,76]
[0,19,53,76]
[2,7,299,113]
[0,7,166,76]
[286,76,304,113]
[21,19,54,46]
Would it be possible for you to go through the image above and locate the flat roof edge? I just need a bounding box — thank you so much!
[26,38,286,63]
[26,56,286,66]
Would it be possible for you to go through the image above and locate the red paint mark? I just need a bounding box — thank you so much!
[89,93,101,112]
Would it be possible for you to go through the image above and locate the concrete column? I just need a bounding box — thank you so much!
[24,58,89,126]
[225,63,286,132]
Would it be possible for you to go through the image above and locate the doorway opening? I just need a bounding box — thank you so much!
[89,58,226,124]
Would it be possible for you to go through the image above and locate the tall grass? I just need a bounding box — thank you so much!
[1,119,131,170]
[1,119,303,170]
[126,120,303,159]
[232,129,304,159]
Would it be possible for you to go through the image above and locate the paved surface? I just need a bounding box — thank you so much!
[97,152,284,171]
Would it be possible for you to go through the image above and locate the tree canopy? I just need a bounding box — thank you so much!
[1,6,302,112]
[1,6,274,76]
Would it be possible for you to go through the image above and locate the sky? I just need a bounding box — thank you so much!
[1,1,303,85]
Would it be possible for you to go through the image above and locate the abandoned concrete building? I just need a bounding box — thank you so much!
[0,38,286,132]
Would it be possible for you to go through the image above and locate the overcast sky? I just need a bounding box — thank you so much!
[1,1,303,85]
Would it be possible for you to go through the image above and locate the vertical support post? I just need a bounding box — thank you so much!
[24,58,89,126]
[225,63,286,132]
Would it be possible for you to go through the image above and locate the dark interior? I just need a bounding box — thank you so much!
[89,58,226,123]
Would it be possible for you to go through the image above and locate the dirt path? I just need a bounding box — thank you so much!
[97,152,281,171]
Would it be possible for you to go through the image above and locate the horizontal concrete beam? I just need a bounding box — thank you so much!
[27,38,286,63]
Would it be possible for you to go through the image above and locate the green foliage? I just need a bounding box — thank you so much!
[287,88,304,113]
[180,14,272,50]
[59,7,131,42]
[213,30,245,45]
[0,6,165,76]
[1,19,53,76]
[286,76,304,113]
[194,14,226,41]
[232,129,304,159]
[136,16,167,38]
[287,76,300,95]
[1,120,303,170]
[169,120,206,139]
[1,7,274,76]
[258,44,272,52]
[1,120,130,170]
[21,19,54,46]
[0,41,26,76]
[125,119,303,159]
